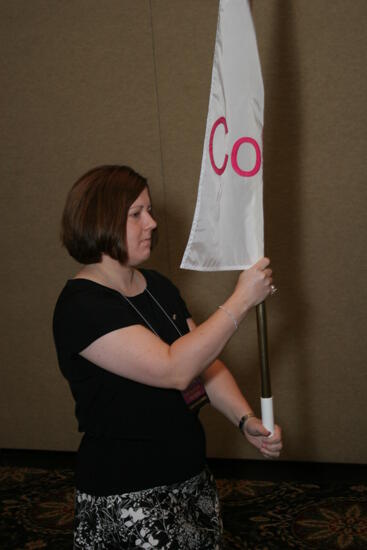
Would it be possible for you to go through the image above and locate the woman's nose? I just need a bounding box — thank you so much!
[145,211,157,229]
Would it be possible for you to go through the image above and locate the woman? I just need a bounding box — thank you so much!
[53,165,282,549]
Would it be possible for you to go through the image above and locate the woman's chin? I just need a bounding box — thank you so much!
[128,251,151,267]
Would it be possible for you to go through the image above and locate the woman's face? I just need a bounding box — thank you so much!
[125,187,157,266]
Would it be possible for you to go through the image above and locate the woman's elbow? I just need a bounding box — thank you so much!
[174,376,191,392]
[164,367,189,391]
[163,347,196,391]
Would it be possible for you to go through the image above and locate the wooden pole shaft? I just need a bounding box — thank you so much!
[256,301,272,398]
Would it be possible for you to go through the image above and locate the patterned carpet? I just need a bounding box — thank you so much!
[0,466,366,549]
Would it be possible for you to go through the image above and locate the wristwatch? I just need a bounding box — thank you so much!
[239,412,256,433]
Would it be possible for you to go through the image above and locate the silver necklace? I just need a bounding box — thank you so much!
[120,287,183,337]
[121,283,209,411]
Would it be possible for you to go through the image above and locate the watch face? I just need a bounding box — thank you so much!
[239,413,255,432]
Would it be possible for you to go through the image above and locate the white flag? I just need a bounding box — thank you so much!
[181,0,264,271]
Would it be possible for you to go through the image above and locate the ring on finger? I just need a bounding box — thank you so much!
[270,284,277,296]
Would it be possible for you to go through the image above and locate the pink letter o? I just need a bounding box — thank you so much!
[231,137,261,177]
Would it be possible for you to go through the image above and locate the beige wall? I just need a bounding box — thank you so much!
[1,0,366,463]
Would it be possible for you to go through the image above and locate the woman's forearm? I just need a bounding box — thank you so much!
[201,359,254,426]
[168,295,249,388]
[202,358,283,460]
[169,257,273,387]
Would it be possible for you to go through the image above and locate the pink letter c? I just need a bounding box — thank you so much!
[231,137,261,177]
[209,117,228,175]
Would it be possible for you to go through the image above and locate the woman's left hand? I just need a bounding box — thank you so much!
[243,417,282,459]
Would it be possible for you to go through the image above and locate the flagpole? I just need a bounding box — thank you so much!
[256,302,274,434]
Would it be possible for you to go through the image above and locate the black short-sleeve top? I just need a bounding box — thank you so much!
[52,269,206,495]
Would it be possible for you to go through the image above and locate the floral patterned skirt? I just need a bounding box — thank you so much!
[74,467,223,549]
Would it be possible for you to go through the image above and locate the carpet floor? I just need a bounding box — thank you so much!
[0,465,366,549]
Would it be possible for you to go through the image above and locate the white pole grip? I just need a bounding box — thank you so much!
[261,396,274,435]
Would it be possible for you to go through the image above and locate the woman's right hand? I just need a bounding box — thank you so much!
[234,257,273,310]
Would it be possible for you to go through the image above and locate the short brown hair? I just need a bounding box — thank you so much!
[61,165,153,264]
